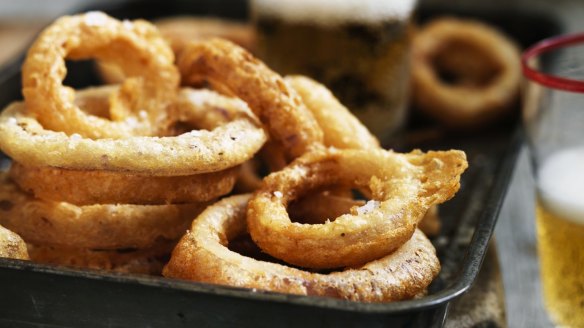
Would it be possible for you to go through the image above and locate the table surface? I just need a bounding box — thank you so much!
[494,148,555,327]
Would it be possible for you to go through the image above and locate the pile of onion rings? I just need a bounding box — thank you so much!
[238,75,443,237]
[0,12,470,302]
[163,37,467,299]
[0,12,268,274]
[164,194,442,302]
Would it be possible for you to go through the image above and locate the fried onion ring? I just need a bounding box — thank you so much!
[28,240,175,275]
[412,18,521,128]
[9,162,238,205]
[97,17,257,85]
[164,194,440,302]
[284,75,379,150]
[0,224,29,260]
[288,191,364,225]
[178,38,324,160]
[289,191,442,236]
[0,91,266,175]
[234,75,379,193]
[0,173,208,249]
[247,148,467,269]
[22,12,179,138]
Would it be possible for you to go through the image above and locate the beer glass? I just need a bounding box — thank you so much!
[522,33,584,327]
[250,0,416,143]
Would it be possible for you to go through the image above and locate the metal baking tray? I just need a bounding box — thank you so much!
[0,1,561,327]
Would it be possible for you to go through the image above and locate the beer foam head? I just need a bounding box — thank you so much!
[538,147,584,225]
[251,0,416,25]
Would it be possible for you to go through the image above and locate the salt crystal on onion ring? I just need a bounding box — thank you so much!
[0,224,29,260]
[0,90,266,175]
[411,18,521,128]
[0,173,209,249]
[247,148,467,269]
[22,12,180,138]
[178,38,324,160]
[164,194,440,302]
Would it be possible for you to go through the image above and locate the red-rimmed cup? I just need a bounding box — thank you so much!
[522,33,584,328]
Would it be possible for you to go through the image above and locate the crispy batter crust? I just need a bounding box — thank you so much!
[178,38,324,160]
[97,17,257,85]
[9,162,238,205]
[285,75,379,150]
[164,195,440,302]
[288,191,365,224]
[0,173,208,249]
[247,148,467,269]
[0,91,266,175]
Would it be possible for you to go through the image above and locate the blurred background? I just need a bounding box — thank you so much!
[1,0,583,65]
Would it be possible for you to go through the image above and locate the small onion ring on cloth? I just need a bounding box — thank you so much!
[21,12,180,138]
[0,173,209,249]
[0,93,266,175]
[178,38,324,160]
[163,195,440,302]
[28,240,175,275]
[411,18,521,128]
[0,224,29,260]
[9,162,238,205]
[284,75,380,150]
[247,148,468,269]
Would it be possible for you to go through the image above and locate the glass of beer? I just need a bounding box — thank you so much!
[250,0,416,143]
[522,33,584,327]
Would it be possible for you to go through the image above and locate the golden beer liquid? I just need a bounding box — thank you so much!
[536,149,584,327]
[251,0,415,142]
[536,202,584,327]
